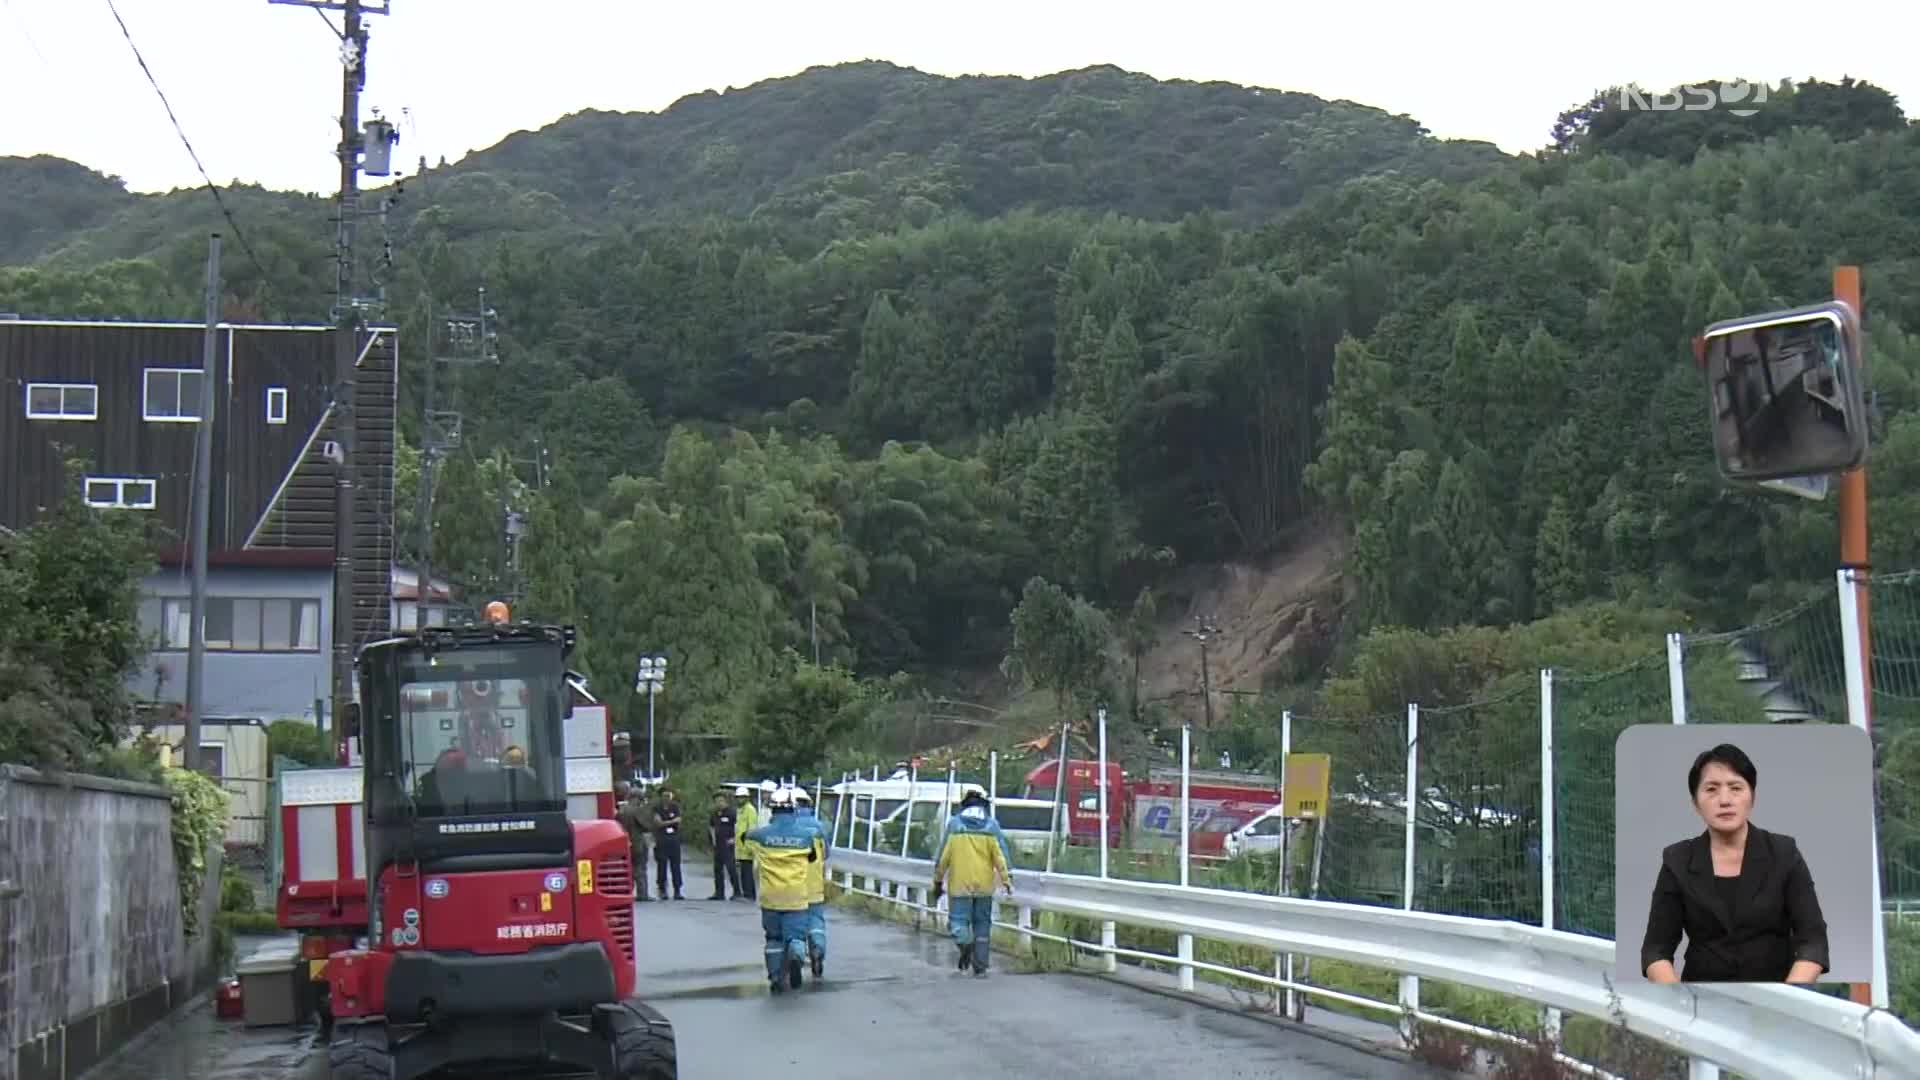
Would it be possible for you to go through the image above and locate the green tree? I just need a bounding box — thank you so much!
[0,461,155,768]
[1002,576,1111,721]
[734,659,867,778]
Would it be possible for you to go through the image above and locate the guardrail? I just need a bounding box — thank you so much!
[828,848,1920,1080]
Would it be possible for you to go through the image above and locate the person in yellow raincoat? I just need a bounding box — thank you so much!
[931,790,1013,976]
[743,787,818,993]
[732,785,758,901]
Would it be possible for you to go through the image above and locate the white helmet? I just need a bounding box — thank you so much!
[734,785,751,797]
[760,779,778,793]
[767,787,795,810]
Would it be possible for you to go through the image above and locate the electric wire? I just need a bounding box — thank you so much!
[103,0,274,284]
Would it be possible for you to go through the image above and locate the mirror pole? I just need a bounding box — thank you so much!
[1834,265,1873,1009]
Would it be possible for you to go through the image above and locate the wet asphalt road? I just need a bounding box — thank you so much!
[639,897,1440,1080]
[86,902,1440,1079]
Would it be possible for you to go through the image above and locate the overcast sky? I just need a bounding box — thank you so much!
[5,0,1916,196]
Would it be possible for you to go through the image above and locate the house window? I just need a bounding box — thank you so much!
[82,476,157,510]
[196,744,226,780]
[143,368,205,422]
[161,597,322,652]
[25,382,98,420]
[266,386,288,425]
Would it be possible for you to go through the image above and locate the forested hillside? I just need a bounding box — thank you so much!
[3,66,1917,756]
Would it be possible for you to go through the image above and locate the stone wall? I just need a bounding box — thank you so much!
[0,765,221,1080]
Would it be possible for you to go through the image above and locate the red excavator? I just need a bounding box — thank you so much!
[320,611,675,1079]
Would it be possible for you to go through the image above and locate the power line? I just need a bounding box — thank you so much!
[103,0,273,284]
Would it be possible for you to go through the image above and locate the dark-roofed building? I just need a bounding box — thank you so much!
[0,318,398,724]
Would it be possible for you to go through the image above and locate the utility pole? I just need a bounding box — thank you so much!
[184,234,222,774]
[421,289,499,613]
[415,294,436,629]
[273,0,391,749]
[1185,615,1220,730]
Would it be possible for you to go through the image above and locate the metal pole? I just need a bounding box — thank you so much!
[1096,706,1109,880]
[1179,723,1191,887]
[645,683,657,779]
[328,0,367,759]
[899,762,918,858]
[1666,632,1687,725]
[988,750,998,816]
[1838,569,1892,1008]
[1403,703,1418,911]
[183,233,221,773]
[1045,720,1069,874]
[1539,669,1554,931]
[941,764,956,839]
[867,764,879,853]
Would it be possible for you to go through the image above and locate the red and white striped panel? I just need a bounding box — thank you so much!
[280,768,367,884]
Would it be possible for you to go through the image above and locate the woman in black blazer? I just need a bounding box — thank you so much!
[1639,742,1830,984]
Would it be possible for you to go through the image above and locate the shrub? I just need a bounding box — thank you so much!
[166,766,230,938]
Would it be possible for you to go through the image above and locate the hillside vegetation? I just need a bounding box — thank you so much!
[3,66,1919,760]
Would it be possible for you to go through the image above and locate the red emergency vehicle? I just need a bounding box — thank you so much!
[275,603,624,1026]
[1021,758,1283,856]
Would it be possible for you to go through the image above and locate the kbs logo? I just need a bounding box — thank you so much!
[1618,81,1769,118]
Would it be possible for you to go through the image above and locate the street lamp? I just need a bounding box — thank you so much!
[634,654,667,779]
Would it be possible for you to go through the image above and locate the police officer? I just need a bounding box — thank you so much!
[709,790,742,900]
[792,787,831,975]
[743,787,817,993]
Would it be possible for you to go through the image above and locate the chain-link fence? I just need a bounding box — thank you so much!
[1549,653,1671,939]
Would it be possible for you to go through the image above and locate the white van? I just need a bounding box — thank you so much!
[984,797,1066,857]
[818,775,990,843]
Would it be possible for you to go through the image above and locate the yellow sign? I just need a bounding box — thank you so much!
[576,859,595,894]
[308,958,328,981]
[1282,753,1332,818]
[540,891,552,912]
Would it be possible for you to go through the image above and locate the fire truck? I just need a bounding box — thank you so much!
[273,604,663,1077]
[1021,758,1284,857]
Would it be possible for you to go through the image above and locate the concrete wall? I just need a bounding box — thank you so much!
[0,766,222,1080]
[131,566,332,723]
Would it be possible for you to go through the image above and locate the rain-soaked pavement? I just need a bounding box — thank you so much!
[84,903,1441,1079]
[640,897,1442,1079]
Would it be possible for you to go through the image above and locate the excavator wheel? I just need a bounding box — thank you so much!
[326,1021,393,1080]
[599,1002,677,1080]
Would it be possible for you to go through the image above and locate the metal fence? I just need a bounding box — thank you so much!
[802,569,1920,1074]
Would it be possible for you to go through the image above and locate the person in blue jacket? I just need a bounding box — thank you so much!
[931,790,1014,976]
[792,787,833,975]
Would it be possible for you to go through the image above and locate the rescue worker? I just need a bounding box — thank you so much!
[615,783,655,901]
[792,787,832,975]
[652,787,685,900]
[930,789,1013,976]
[733,785,758,901]
[709,790,741,900]
[743,786,818,993]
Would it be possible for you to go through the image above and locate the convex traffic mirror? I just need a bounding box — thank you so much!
[1700,300,1867,483]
